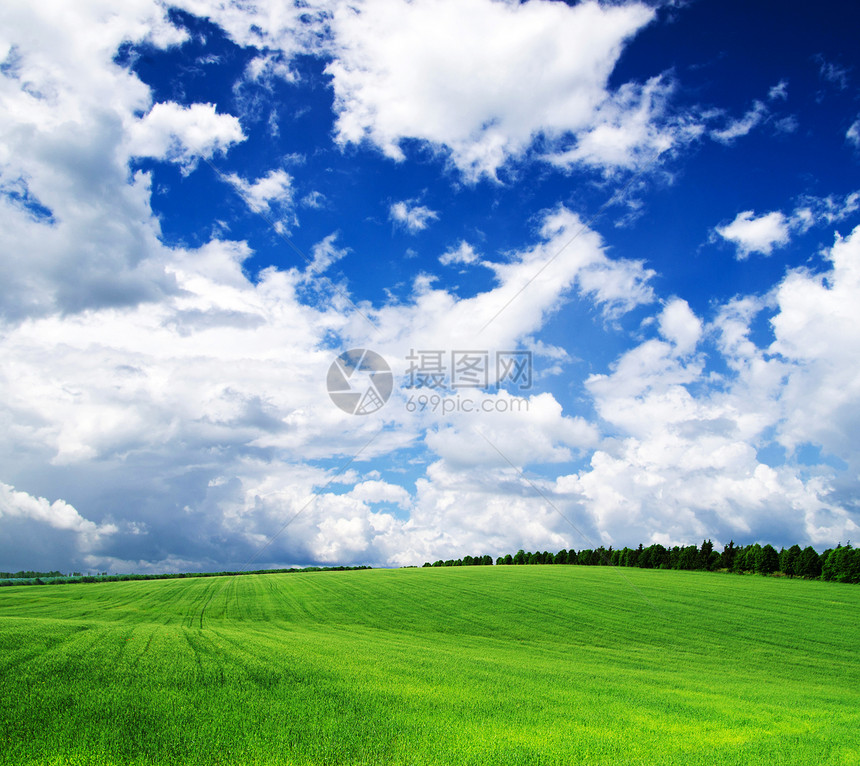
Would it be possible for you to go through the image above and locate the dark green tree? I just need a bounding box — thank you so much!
[822,544,859,583]
[755,544,779,575]
[677,545,697,570]
[698,540,714,570]
[731,545,749,573]
[797,546,821,578]
[719,541,737,570]
[780,544,802,576]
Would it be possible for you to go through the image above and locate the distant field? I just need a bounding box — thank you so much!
[1,567,858,765]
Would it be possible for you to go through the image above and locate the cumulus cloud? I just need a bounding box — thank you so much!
[325,0,661,179]
[162,0,704,180]
[658,298,702,355]
[389,200,438,233]
[226,168,294,214]
[170,0,330,58]
[301,190,326,209]
[439,241,480,266]
[573,232,860,549]
[367,206,656,357]
[0,483,117,566]
[766,227,860,459]
[715,210,791,258]
[3,211,859,569]
[127,102,245,171]
[0,191,653,570]
[546,77,700,172]
[0,0,197,320]
[0,483,114,539]
[715,191,860,258]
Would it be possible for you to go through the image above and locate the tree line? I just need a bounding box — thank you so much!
[422,541,860,583]
[0,570,67,579]
[0,565,372,588]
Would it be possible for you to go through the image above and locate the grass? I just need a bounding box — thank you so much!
[0,566,858,765]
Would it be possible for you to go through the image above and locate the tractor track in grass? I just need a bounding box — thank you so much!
[197,576,230,629]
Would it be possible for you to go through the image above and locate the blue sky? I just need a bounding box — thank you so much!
[1,0,859,573]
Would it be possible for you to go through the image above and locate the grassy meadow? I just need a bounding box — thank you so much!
[1,566,858,765]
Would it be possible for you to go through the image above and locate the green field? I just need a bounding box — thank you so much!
[1,567,858,765]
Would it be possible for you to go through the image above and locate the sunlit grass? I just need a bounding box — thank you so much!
[1,567,858,765]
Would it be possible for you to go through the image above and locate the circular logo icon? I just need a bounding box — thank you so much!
[327,349,393,415]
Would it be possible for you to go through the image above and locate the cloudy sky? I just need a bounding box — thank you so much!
[1,0,859,573]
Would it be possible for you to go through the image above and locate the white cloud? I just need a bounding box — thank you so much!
[439,241,479,266]
[0,483,110,537]
[766,227,860,459]
[0,482,117,560]
[384,459,586,566]
[226,168,294,214]
[0,188,655,569]
[768,80,788,101]
[715,191,860,259]
[162,0,703,180]
[244,52,297,84]
[348,480,411,507]
[389,200,438,233]
[3,215,859,569]
[847,118,860,148]
[795,190,860,226]
[170,0,330,58]
[658,298,702,355]
[225,168,298,232]
[547,77,699,172]
[423,393,598,469]
[576,254,656,318]
[127,102,245,171]
[715,210,791,258]
[306,232,349,275]
[816,57,849,90]
[569,227,860,550]
[301,190,326,209]
[710,100,769,144]
[0,0,194,320]
[367,206,655,355]
[773,115,798,134]
[326,0,658,179]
